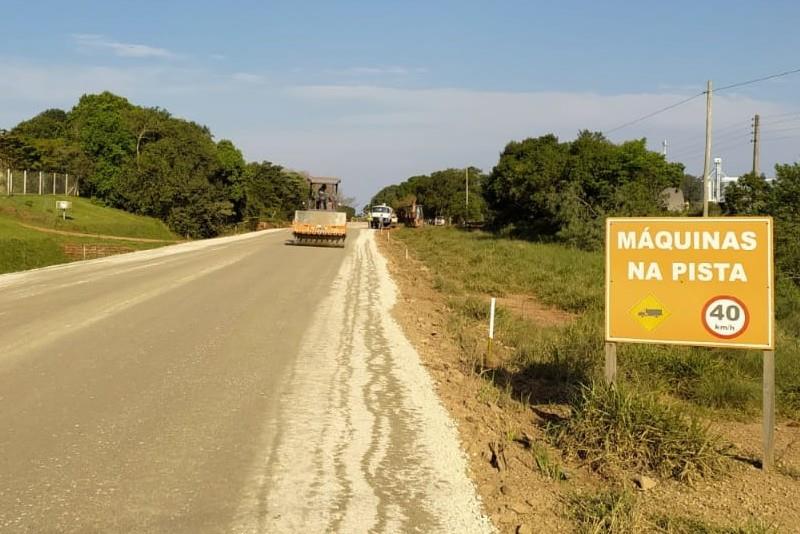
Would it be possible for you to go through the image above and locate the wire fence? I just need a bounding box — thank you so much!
[1,169,79,196]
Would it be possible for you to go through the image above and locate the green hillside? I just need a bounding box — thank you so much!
[0,195,180,274]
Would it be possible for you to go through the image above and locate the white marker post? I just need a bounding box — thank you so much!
[485,297,496,369]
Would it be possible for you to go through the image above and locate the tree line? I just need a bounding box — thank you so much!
[0,92,314,237]
[372,130,799,288]
[369,167,488,224]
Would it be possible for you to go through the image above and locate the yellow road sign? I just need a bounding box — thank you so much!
[606,217,774,349]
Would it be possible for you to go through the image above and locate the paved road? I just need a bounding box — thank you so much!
[0,227,491,533]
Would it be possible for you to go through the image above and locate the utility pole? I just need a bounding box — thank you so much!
[752,113,761,176]
[702,80,713,217]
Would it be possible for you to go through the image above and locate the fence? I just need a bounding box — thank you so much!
[1,169,79,196]
[63,243,134,261]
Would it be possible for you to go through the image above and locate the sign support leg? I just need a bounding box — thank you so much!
[604,342,617,385]
[763,349,775,472]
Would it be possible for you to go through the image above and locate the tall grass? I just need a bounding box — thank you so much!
[551,383,724,483]
[568,489,641,534]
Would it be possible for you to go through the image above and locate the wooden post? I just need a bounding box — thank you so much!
[702,80,713,217]
[752,114,761,176]
[23,170,27,195]
[52,172,56,195]
[763,349,775,471]
[5,169,9,196]
[38,171,42,195]
[65,174,69,195]
[604,342,617,385]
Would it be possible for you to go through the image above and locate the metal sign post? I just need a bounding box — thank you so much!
[763,350,775,471]
[604,342,617,385]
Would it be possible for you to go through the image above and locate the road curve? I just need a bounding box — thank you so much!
[0,226,491,533]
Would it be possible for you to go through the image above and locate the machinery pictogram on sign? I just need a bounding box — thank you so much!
[629,295,671,331]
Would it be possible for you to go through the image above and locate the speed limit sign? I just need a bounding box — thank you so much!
[702,296,750,339]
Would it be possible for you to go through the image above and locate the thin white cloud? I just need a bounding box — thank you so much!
[72,34,178,59]
[325,66,426,76]
[231,72,267,84]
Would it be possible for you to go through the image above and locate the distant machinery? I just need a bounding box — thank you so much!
[709,157,739,203]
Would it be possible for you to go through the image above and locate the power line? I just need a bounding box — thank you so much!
[760,134,800,142]
[605,66,800,135]
[760,125,800,134]
[605,92,705,134]
[671,132,752,161]
[669,126,750,153]
[714,66,800,92]
[761,115,800,127]
[760,110,800,120]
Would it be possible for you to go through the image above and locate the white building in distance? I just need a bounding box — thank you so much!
[709,157,739,203]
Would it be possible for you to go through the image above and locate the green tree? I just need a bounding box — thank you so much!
[770,164,800,283]
[4,91,340,238]
[242,162,306,221]
[214,140,247,219]
[120,116,232,237]
[484,134,568,235]
[0,133,41,169]
[723,172,772,215]
[68,92,136,201]
[12,109,68,139]
[484,131,683,248]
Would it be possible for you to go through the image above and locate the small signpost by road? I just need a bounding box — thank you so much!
[605,217,775,470]
[56,200,72,221]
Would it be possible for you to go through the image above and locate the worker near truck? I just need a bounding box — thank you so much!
[316,184,329,210]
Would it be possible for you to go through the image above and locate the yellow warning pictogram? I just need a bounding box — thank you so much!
[629,295,671,331]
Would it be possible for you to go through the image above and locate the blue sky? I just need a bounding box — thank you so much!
[2,0,800,205]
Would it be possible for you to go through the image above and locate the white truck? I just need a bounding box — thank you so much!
[369,204,394,229]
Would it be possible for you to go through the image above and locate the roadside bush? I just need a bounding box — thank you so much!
[551,382,725,483]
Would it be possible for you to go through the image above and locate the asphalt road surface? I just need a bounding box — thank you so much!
[0,226,491,533]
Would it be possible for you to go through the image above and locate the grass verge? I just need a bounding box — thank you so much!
[0,196,178,240]
[0,196,177,274]
[394,227,800,418]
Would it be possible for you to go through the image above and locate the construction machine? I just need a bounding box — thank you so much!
[396,198,424,228]
[289,176,347,247]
